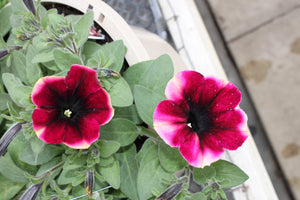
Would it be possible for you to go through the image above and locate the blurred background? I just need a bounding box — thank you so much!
[102,0,300,199]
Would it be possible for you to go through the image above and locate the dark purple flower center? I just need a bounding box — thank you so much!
[57,95,87,123]
[187,105,212,137]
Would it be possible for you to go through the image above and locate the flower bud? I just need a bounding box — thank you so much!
[19,181,44,200]
[0,49,8,60]
[0,122,25,158]
[156,183,183,200]
[23,0,36,16]
[85,170,95,198]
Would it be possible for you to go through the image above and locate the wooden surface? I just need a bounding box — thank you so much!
[157,0,279,199]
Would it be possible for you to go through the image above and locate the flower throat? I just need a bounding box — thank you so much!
[187,107,211,137]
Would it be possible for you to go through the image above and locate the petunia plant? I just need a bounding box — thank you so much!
[0,0,249,200]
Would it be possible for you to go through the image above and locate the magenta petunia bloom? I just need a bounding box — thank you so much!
[31,65,114,149]
[153,71,248,167]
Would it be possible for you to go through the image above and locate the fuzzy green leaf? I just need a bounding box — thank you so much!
[136,139,155,164]
[100,40,126,72]
[57,167,86,186]
[32,51,54,63]
[98,140,121,158]
[0,93,11,111]
[74,11,94,48]
[0,153,29,183]
[98,156,120,189]
[158,143,187,173]
[26,45,42,85]
[137,144,172,200]
[138,54,173,94]
[134,85,165,127]
[0,174,25,200]
[116,145,139,200]
[0,6,12,36]
[8,133,38,175]
[123,60,153,92]
[19,137,64,165]
[12,50,28,84]
[100,118,139,147]
[114,104,142,124]
[53,48,82,70]
[2,73,32,107]
[193,166,216,185]
[102,77,133,107]
[81,41,102,64]
[211,160,249,188]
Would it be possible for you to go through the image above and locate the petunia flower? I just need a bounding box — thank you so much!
[153,71,248,167]
[31,65,114,149]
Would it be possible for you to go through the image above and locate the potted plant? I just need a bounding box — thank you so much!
[0,0,249,199]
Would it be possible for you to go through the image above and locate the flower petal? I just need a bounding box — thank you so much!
[208,81,241,113]
[65,65,101,97]
[178,133,224,167]
[32,76,66,107]
[153,100,188,125]
[200,133,224,167]
[199,77,225,107]
[211,109,249,150]
[178,133,203,167]
[32,108,57,131]
[37,121,65,145]
[154,123,191,147]
[165,71,205,103]
[63,116,100,149]
[212,109,247,130]
[84,88,114,125]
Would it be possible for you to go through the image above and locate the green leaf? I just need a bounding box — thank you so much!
[53,48,82,70]
[0,6,12,36]
[100,40,126,72]
[185,192,206,200]
[19,137,64,165]
[211,160,249,188]
[137,144,172,200]
[193,166,216,185]
[102,77,133,107]
[74,11,94,48]
[99,155,114,167]
[123,60,153,92]
[0,153,28,183]
[63,154,88,170]
[138,54,173,94]
[8,133,38,175]
[10,0,27,12]
[41,8,57,29]
[98,140,121,158]
[97,156,120,189]
[32,51,54,63]
[81,41,102,63]
[57,167,86,186]
[114,105,143,124]
[134,85,165,126]
[136,139,155,164]
[2,73,33,107]
[116,145,139,200]
[26,45,42,85]
[100,118,139,147]
[36,157,62,176]
[12,50,28,84]
[0,93,11,111]
[158,143,187,173]
[0,173,25,200]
